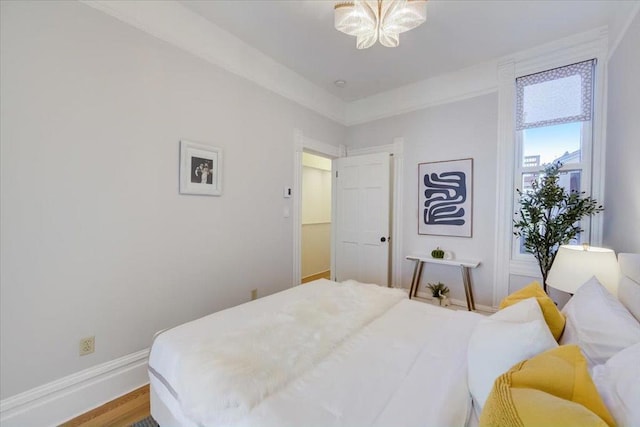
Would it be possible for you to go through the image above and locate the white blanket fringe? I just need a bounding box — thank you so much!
[176,280,406,426]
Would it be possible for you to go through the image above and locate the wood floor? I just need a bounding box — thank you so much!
[60,385,150,427]
[301,270,331,283]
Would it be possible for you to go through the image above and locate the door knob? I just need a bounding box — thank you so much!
[380,237,387,242]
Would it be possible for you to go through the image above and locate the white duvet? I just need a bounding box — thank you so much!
[149,279,483,427]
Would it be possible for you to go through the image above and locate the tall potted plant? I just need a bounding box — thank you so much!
[513,162,603,292]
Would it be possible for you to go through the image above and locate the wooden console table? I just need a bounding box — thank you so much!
[406,255,481,311]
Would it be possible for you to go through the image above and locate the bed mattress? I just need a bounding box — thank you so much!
[149,279,483,426]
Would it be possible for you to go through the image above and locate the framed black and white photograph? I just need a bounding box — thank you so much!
[180,140,223,196]
[418,158,473,237]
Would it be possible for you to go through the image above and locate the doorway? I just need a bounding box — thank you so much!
[300,152,333,283]
[292,131,404,288]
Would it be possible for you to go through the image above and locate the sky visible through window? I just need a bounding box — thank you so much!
[522,122,581,166]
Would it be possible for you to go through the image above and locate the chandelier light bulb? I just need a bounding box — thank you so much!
[334,0,428,49]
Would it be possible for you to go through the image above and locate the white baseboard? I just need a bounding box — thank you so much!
[0,349,149,427]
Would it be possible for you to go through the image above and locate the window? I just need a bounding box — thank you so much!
[512,59,596,258]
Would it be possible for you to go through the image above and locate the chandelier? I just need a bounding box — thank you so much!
[334,0,427,49]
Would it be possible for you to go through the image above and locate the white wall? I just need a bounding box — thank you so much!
[346,93,498,307]
[604,11,640,253]
[0,0,344,400]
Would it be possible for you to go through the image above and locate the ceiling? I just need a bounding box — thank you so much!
[180,1,638,101]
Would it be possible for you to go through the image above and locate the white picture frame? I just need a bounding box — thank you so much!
[418,158,473,237]
[180,140,223,196]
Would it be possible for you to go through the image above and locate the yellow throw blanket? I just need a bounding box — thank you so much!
[480,345,616,427]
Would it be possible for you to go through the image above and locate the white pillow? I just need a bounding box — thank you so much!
[592,342,640,426]
[618,253,640,321]
[619,276,640,322]
[560,276,640,366]
[467,298,558,412]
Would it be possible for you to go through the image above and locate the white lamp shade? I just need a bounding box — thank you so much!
[547,245,619,295]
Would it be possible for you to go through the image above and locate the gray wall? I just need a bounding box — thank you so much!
[0,1,345,398]
[604,12,640,253]
[346,93,499,307]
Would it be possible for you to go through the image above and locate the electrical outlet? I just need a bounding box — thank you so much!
[251,289,258,301]
[79,336,95,356]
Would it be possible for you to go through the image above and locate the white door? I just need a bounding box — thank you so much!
[334,152,391,285]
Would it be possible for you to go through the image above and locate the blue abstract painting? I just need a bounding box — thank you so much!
[418,158,472,237]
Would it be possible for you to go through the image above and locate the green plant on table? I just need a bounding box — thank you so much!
[513,161,603,293]
[431,247,445,259]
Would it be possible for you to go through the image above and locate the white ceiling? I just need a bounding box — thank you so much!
[179,0,637,101]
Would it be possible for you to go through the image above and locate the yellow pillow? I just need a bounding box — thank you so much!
[500,281,565,340]
[480,345,616,427]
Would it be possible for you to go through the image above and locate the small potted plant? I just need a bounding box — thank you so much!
[431,247,445,259]
[427,282,450,306]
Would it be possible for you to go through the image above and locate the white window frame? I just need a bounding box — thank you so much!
[493,29,608,305]
[511,120,594,262]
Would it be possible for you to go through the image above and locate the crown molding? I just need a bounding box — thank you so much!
[80,2,615,129]
[608,1,640,61]
[345,26,611,127]
[77,0,502,128]
[81,0,346,125]
[511,26,608,77]
[345,60,499,126]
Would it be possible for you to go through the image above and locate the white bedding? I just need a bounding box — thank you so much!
[149,279,483,427]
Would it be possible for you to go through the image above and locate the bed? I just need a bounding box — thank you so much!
[148,253,640,427]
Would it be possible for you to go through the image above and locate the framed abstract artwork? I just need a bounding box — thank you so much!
[180,140,223,196]
[418,158,473,237]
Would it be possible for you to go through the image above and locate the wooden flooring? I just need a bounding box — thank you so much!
[60,385,150,427]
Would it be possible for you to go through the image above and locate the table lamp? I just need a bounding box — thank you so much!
[546,244,619,295]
